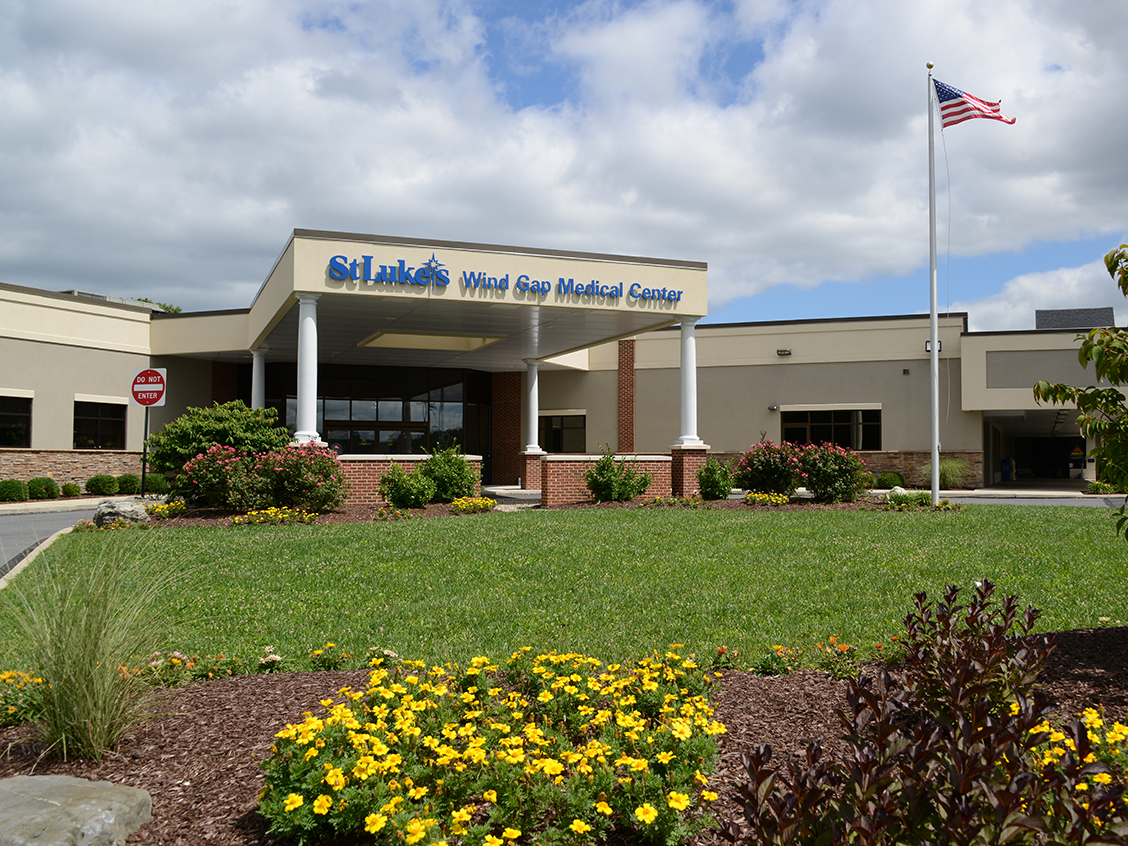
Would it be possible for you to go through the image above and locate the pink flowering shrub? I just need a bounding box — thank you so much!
[734,439,802,496]
[185,443,347,512]
[798,442,869,503]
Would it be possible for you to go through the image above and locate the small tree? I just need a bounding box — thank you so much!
[145,401,292,476]
[1034,244,1128,539]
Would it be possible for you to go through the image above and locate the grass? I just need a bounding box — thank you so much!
[0,504,1124,671]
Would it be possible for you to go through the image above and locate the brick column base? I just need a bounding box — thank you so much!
[519,451,545,490]
[671,446,710,497]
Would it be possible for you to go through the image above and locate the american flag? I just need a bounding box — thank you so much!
[934,79,1016,128]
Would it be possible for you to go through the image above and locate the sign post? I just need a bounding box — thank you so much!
[130,368,167,499]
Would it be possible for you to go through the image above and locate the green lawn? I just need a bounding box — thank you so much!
[1,504,1124,670]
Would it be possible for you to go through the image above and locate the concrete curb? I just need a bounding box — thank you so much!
[0,523,74,591]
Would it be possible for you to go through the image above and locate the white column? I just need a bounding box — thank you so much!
[251,349,266,410]
[294,293,320,443]
[524,360,541,452]
[676,319,703,446]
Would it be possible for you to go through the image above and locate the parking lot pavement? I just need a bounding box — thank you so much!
[0,507,95,575]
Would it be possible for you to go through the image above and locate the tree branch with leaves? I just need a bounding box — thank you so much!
[1034,244,1128,537]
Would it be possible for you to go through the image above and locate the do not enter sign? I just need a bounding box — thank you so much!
[131,368,167,407]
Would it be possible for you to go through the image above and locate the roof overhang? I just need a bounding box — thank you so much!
[153,230,708,371]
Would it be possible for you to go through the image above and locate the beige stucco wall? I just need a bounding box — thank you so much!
[538,369,618,451]
[0,336,149,450]
[150,311,251,356]
[147,356,215,432]
[0,284,151,356]
[961,331,1100,411]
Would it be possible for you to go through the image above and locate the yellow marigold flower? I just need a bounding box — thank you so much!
[656,751,676,764]
[283,793,304,812]
[502,827,521,839]
[537,690,554,702]
[408,786,428,799]
[313,794,332,815]
[694,769,709,786]
[484,837,503,846]
[404,818,430,845]
[570,819,592,833]
[1077,782,1090,792]
[667,791,690,811]
[701,791,719,802]
[1095,773,1113,785]
[635,803,659,824]
[365,813,388,833]
[483,789,498,803]
[594,800,613,815]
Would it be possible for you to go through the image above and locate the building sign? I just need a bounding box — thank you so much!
[326,253,683,304]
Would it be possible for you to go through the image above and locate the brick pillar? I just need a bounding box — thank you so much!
[671,446,709,497]
[491,372,522,485]
[520,451,544,490]
[212,361,239,404]
[618,339,635,453]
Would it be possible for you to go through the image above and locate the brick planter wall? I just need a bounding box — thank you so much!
[0,449,145,488]
[541,454,671,507]
[338,454,482,506]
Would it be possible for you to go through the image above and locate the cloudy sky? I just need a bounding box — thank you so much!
[1,0,1125,330]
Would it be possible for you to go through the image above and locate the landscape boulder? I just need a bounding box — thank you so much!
[93,499,150,528]
[0,774,151,846]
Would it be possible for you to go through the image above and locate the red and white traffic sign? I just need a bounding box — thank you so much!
[130,368,167,407]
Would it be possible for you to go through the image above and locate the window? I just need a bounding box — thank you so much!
[781,409,881,450]
[0,396,31,447]
[539,415,586,452]
[73,402,126,450]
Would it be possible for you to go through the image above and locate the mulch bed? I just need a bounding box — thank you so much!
[1,497,1123,845]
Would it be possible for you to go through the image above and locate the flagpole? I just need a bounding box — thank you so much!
[927,62,940,505]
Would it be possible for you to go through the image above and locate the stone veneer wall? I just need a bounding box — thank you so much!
[857,450,984,488]
[338,454,482,506]
[539,454,672,507]
[0,449,145,487]
[707,450,984,489]
[491,372,521,486]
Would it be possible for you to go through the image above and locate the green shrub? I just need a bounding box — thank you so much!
[0,534,176,760]
[84,475,118,496]
[697,456,733,500]
[583,444,652,502]
[917,457,972,489]
[877,470,906,488]
[143,473,171,495]
[798,443,868,503]
[27,478,60,500]
[418,446,478,503]
[378,463,436,509]
[115,474,141,495]
[144,400,291,476]
[260,647,724,844]
[734,439,801,495]
[0,479,29,502]
[61,482,81,497]
[857,470,875,490]
[718,582,1082,846]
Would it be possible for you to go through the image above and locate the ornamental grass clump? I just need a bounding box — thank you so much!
[0,534,178,760]
[260,646,726,845]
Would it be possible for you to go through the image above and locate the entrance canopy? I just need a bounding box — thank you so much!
[156,230,708,371]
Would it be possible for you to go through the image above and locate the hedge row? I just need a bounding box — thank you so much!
[0,473,171,502]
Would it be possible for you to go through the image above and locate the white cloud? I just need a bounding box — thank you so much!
[954,260,1127,332]
[0,0,1124,328]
